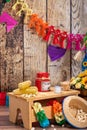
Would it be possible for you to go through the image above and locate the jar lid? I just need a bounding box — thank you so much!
[37,72,49,78]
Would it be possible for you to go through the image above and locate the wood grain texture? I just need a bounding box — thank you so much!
[71,0,86,77]
[24,0,47,84]
[47,0,70,85]
[82,0,87,33]
[0,0,87,90]
[0,24,6,91]
[0,1,23,90]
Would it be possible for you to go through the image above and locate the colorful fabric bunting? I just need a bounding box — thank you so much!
[1,0,87,61]
[47,44,66,61]
[67,34,84,50]
[0,12,17,32]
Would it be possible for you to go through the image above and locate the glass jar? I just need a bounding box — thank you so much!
[35,72,50,92]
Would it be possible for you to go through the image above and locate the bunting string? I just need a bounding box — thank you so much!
[0,0,87,61]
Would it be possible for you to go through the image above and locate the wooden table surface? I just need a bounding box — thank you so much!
[8,89,80,101]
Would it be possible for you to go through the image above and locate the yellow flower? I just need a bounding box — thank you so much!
[70,77,81,85]
[81,76,87,85]
[85,84,87,89]
[75,83,82,89]
[78,70,87,78]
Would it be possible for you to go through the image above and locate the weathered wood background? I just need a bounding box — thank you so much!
[0,0,86,91]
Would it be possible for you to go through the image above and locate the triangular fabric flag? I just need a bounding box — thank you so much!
[47,44,66,61]
[0,12,17,32]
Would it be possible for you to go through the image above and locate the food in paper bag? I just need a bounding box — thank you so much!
[18,80,31,90]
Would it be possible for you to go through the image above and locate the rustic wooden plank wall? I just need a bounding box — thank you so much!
[24,0,47,85]
[0,1,24,91]
[0,0,86,90]
[82,0,87,33]
[24,0,70,86]
[71,0,87,77]
[47,0,70,85]
[0,24,6,91]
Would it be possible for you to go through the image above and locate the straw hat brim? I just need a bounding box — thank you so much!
[63,95,87,128]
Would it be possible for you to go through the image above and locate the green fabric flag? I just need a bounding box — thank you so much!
[2,0,10,3]
[6,0,10,2]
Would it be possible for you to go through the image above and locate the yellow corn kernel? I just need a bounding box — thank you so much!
[25,86,38,94]
[18,80,31,90]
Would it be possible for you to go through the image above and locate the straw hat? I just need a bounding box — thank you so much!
[63,95,87,128]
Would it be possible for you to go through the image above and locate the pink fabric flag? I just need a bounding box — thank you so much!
[0,12,17,32]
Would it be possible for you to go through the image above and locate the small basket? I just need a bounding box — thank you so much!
[60,81,70,91]
[63,95,87,128]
